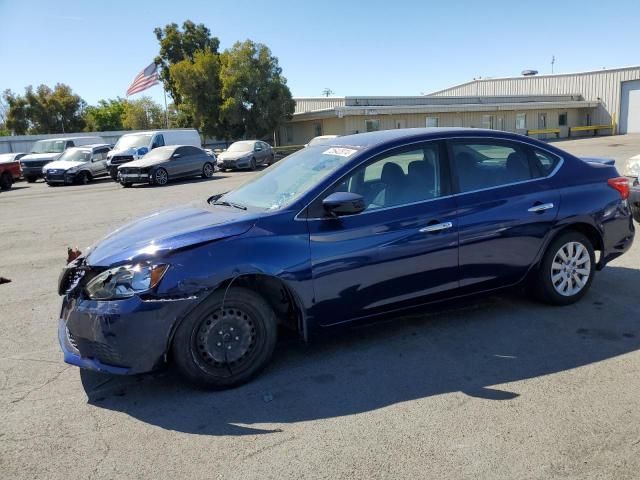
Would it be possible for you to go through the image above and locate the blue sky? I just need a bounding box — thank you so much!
[1,0,638,106]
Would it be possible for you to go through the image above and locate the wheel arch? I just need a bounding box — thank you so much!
[164,272,307,364]
[540,221,605,270]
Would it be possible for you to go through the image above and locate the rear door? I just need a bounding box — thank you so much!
[90,147,110,176]
[181,146,207,175]
[448,137,560,291]
[307,140,459,326]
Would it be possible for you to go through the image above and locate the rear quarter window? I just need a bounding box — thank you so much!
[530,148,561,177]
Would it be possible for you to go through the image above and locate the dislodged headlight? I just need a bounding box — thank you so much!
[85,264,168,300]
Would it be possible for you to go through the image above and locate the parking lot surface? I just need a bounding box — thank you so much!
[1,136,639,479]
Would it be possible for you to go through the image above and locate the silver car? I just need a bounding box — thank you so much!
[42,144,112,186]
[217,140,274,171]
[117,145,216,187]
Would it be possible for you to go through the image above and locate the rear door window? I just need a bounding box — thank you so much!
[449,139,535,193]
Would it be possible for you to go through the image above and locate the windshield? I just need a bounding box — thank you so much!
[227,141,253,153]
[57,149,91,163]
[114,134,153,150]
[31,140,66,154]
[220,145,359,210]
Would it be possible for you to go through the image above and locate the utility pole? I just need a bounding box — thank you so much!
[551,55,556,74]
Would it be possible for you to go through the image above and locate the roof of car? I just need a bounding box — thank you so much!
[69,143,112,151]
[326,127,515,149]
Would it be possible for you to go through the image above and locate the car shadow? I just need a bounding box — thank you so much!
[82,265,640,436]
[0,185,30,192]
[128,175,231,189]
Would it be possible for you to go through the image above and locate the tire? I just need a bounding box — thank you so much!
[25,176,37,183]
[202,162,215,179]
[267,154,274,166]
[0,172,12,190]
[535,231,595,306]
[153,167,169,186]
[219,167,226,172]
[250,157,256,171]
[77,171,91,185]
[109,167,119,181]
[120,182,132,188]
[172,286,278,390]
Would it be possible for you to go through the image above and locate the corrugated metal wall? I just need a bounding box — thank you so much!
[294,98,346,114]
[429,67,640,125]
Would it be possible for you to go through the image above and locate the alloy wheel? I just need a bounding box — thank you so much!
[203,163,214,178]
[154,168,168,185]
[550,241,591,297]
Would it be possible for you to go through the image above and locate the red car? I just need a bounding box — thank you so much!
[0,153,26,190]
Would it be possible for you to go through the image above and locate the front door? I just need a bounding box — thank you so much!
[448,138,560,292]
[307,140,459,326]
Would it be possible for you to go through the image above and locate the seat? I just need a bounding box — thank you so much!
[504,152,531,183]
[380,162,407,207]
[407,160,436,200]
[455,151,481,192]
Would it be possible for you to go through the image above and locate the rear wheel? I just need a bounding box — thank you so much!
[535,231,595,305]
[0,172,12,190]
[153,167,169,186]
[202,162,215,178]
[172,287,278,389]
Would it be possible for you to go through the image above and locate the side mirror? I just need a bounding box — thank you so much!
[172,153,181,159]
[322,192,365,216]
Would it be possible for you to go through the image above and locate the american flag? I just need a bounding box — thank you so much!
[126,62,159,96]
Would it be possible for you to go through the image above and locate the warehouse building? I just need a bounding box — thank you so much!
[280,65,640,145]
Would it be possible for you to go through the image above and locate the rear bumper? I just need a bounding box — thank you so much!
[598,203,635,267]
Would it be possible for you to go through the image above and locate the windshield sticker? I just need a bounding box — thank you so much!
[322,147,358,157]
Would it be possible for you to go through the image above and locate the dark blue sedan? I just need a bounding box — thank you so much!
[58,128,635,389]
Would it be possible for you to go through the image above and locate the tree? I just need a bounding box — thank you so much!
[122,97,165,130]
[219,40,295,139]
[84,98,127,132]
[169,48,221,138]
[154,20,220,103]
[3,84,86,134]
[3,90,28,135]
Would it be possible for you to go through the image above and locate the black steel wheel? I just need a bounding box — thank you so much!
[172,287,278,389]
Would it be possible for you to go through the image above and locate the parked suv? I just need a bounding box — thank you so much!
[20,136,105,182]
[42,144,112,185]
[0,152,26,190]
[107,129,201,180]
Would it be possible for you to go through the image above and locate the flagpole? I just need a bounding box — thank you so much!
[163,86,168,129]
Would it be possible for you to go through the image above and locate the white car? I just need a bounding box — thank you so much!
[625,153,640,186]
[305,135,340,147]
[42,144,112,186]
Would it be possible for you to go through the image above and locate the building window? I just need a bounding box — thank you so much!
[365,119,380,132]
[516,113,526,130]
[313,122,322,137]
[426,117,439,127]
[285,126,293,143]
[481,115,496,129]
[558,112,568,126]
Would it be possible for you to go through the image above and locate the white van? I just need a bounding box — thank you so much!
[19,136,106,182]
[106,129,201,179]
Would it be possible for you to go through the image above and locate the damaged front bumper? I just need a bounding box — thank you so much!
[59,290,202,375]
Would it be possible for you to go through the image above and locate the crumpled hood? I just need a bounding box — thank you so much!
[21,152,61,163]
[117,156,165,169]
[43,160,86,171]
[85,201,256,266]
[218,151,251,161]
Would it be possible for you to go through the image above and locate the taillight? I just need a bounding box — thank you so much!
[607,177,630,200]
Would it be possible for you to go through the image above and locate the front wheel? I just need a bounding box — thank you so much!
[77,171,91,185]
[172,287,278,390]
[0,172,12,190]
[153,167,169,186]
[25,176,37,183]
[535,231,595,305]
[202,162,215,178]
[250,158,256,171]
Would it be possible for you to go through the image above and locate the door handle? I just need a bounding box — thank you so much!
[527,202,554,213]
[419,221,453,233]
